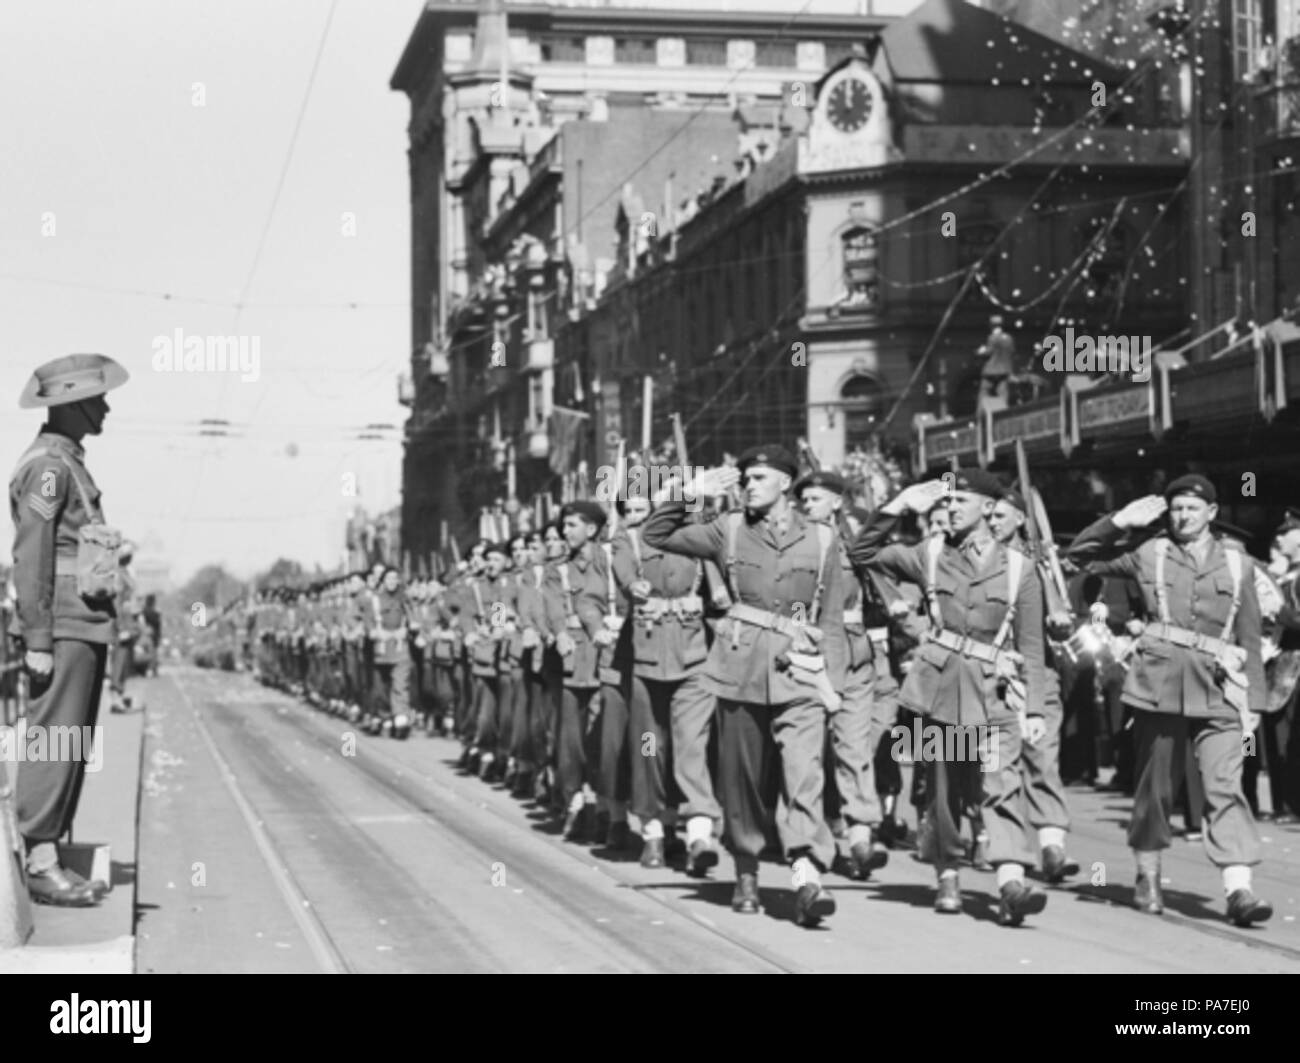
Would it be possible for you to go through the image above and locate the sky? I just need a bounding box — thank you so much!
[0,0,419,586]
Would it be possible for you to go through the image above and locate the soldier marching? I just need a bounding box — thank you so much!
[233,443,1298,937]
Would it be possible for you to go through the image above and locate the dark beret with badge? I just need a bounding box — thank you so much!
[736,445,799,480]
[793,469,848,497]
[561,500,608,529]
[481,541,509,558]
[1164,474,1216,505]
[1000,489,1027,514]
[951,467,1006,500]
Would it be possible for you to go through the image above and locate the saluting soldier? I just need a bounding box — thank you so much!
[10,354,129,907]
[794,470,890,880]
[988,490,1080,883]
[641,447,845,927]
[850,471,1050,926]
[610,490,721,871]
[1066,476,1273,926]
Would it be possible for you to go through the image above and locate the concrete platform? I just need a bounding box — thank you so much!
[0,682,146,974]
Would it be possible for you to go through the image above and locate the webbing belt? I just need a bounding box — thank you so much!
[927,628,1021,667]
[727,602,820,641]
[843,608,863,626]
[1143,621,1235,658]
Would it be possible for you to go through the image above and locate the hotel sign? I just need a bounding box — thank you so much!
[903,126,1188,167]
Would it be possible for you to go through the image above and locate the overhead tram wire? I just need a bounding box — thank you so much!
[171,0,340,540]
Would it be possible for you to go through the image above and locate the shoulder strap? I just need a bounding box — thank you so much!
[470,579,485,618]
[557,563,575,616]
[627,528,643,579]
[601,542,617,616]
[924,535,945,630]
[809,521,835,625]
[992,547,1025,649]
[724,511,744,597]
[1153,539,1171,624]
[1222,546,1244,639]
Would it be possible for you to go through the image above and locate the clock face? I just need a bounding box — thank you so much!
[827,76,872,133]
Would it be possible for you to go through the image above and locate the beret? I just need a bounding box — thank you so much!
[561,500,608,529]
[481,541,510,557]
[951,467,1005,500]
[794,469,847,496]
[1165,474,1216,505]
[736,444,798,479]
[1277,507,1300,533]
[1000,489,1027,513]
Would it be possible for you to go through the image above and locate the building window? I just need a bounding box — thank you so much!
[841,374,885,450]
[842,226,880,310]
[755,39,798,67]
[1234,0,1264,81]
[957,220,1003,296]
[540,36,586,63]
[615,37,656,65]
[686,39,727,65]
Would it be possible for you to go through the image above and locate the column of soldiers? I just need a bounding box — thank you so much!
[246,449,1297,932]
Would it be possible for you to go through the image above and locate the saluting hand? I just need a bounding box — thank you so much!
[1112,495,1167,530]
[684,466,740,502]
[886,480,949,516]
[25,650,53,678]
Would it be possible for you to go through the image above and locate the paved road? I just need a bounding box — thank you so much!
[136,667,1300,973]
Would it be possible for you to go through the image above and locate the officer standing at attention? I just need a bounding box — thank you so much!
[1067,477,1273,926]
[641,448,845,927]
[10,354,128,907]
[850,471,1050,927]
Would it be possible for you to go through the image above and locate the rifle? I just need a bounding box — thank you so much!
[609,437,626,540]
[1013,439,1073,621]
[671,413,732,609]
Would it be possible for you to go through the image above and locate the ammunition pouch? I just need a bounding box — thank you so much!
[776,650,841,713]
[64,525,123,602]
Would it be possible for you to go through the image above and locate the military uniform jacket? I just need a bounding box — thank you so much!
[514,566,551,673]
[543,543,620,690]
[640,500,847,705]
[8,429,116,649]
[610,525,708,683]
[835,516,875,673]
[849,512,1046,726]
[1067,516,1265,717]
[370,588,412,665]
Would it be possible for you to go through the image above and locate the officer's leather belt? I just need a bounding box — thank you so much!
[926,628,1004,665]
[636,594,704,622]
[1144,621,1235,658]
[727,603,820,641]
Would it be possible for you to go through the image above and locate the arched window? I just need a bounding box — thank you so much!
[841,374,885,450]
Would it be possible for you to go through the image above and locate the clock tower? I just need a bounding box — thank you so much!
[800,45,899,174]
